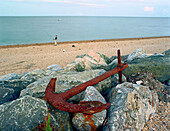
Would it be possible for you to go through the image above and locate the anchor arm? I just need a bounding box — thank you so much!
[45,78,110,114]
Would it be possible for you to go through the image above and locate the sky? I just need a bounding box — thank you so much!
[0,0,170,17]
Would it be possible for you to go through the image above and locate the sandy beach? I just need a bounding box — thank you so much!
[0,37,170,76]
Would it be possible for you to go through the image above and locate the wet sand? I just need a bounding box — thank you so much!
[0,36,170,76]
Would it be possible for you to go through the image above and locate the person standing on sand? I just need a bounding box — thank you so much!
[53,35,58,46]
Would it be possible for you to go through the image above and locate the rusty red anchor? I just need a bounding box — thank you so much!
[45,49,128,114]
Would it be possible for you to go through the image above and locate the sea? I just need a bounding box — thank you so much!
[0,16,170,46]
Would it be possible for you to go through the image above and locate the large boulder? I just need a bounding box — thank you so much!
[0,96,54,130]
[0,79,32,104]
[0,69,55,104]
[103,82,159,131]
[0,95,73,131]
[20,69,111,102]
[0,73,19,81]
[64,50,110,72]
[20,76,51,98]
[127,48,148,62]
[0,70,55,104]
[123,55,170,82]
[20,69,56,83]
[72,86,107,131]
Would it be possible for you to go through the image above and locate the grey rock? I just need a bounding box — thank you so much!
[152,53,165,57]
[20,69,56,83]
[164,85,170,102]
[20,69,111,103]
[123,55,170,82]
[72,86,107,131]
[0,79,32,103]
[108,57,127,72]
[110,56,117,62]
[20,76,52,98]
[111,74,127,87]
[109,58,124,66]
[0,73,19,81]
[44,105,73,131]
[18,72,29,78]
[0,95,73,131]
[162,49,170,56]
[0,87,14,104]
[110,55,128,62]
[47,64,62,71]
[103,82,158,131]
[0,96,56,131]
[16,69,56,99]
[127,48,148,62]
[167,80,170,86]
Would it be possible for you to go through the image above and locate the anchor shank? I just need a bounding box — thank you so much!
[61,64,128,100]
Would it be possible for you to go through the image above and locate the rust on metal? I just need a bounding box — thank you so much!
[83,114,95,131]
[45,50,128,114]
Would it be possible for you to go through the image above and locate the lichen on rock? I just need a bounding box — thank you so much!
[103,82,158,131]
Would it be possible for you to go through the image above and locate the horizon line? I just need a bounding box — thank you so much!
[0,15,170,18]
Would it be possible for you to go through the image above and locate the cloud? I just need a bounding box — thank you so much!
[10,0,104,7]
[43,0,104,7]
[76,2,104,7]
[43,0,72,3]
[144,7,154,12]
[11,0,35,1]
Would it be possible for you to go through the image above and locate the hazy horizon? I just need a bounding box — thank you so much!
[0,0,170,17]
[1,15,169,18]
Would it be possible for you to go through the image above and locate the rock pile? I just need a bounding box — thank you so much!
[64,50,110,71]
[0,48,169,131]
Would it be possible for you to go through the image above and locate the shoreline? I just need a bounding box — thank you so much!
[0,36,170,49]
[0,36,170,76]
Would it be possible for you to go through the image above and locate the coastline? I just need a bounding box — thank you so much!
[0,36,170,49]
[0,36,170,76]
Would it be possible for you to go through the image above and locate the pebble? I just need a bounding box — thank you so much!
[63,49,66,52]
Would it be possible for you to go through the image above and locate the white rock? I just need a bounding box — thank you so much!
[47,64,61,71]
[127,48,148,61]
[136,80,143,85]
[63,49,66,52]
